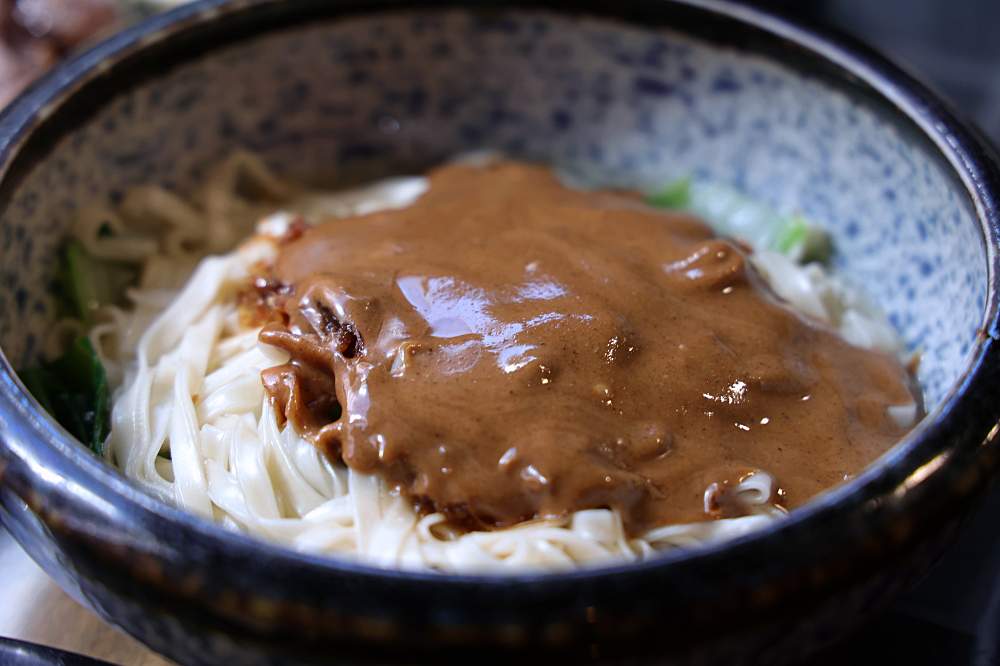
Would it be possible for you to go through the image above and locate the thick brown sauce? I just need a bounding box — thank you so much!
[254,161,917,535]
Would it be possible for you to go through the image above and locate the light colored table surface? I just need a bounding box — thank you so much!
[0,530,170,666]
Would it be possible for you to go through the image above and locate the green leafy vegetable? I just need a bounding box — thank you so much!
[646,177,691,209]
[775,214,833,264]
[773,214,808,254]
[55,240,101,323]
[646,178,832,264]
[25,234,136,453]
[54,240,136,324]
[21,337,110,455]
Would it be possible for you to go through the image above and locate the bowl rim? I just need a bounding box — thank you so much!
[0,0,998,595]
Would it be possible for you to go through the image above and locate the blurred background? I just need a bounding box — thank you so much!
[0,0,997,664]
[0,0,188,107]
[761,0,1000,142]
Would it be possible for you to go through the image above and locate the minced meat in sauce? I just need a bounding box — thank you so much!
[252,161,917,535]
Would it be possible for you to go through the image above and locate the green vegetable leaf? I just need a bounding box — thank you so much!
[20,366,56,414]
[646,177,692,209]
[647,178,833,264]
[56,240,102,324]
[774,216,809,254]
[54,240,137,325]
[20,337,110,455]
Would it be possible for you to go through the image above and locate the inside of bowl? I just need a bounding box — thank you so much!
[0,8,985,412]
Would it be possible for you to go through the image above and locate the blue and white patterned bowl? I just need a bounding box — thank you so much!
[0,1,999,664]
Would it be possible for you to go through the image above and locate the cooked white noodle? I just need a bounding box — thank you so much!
[80,155,912,572]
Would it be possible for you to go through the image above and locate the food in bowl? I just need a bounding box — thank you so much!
[21,153,921,572]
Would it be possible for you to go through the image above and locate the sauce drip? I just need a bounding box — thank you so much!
[255,161,917,535]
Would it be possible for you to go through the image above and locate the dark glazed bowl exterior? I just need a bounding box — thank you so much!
[0,1,999,665]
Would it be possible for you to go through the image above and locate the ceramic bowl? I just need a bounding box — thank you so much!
[0,1,999,664]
